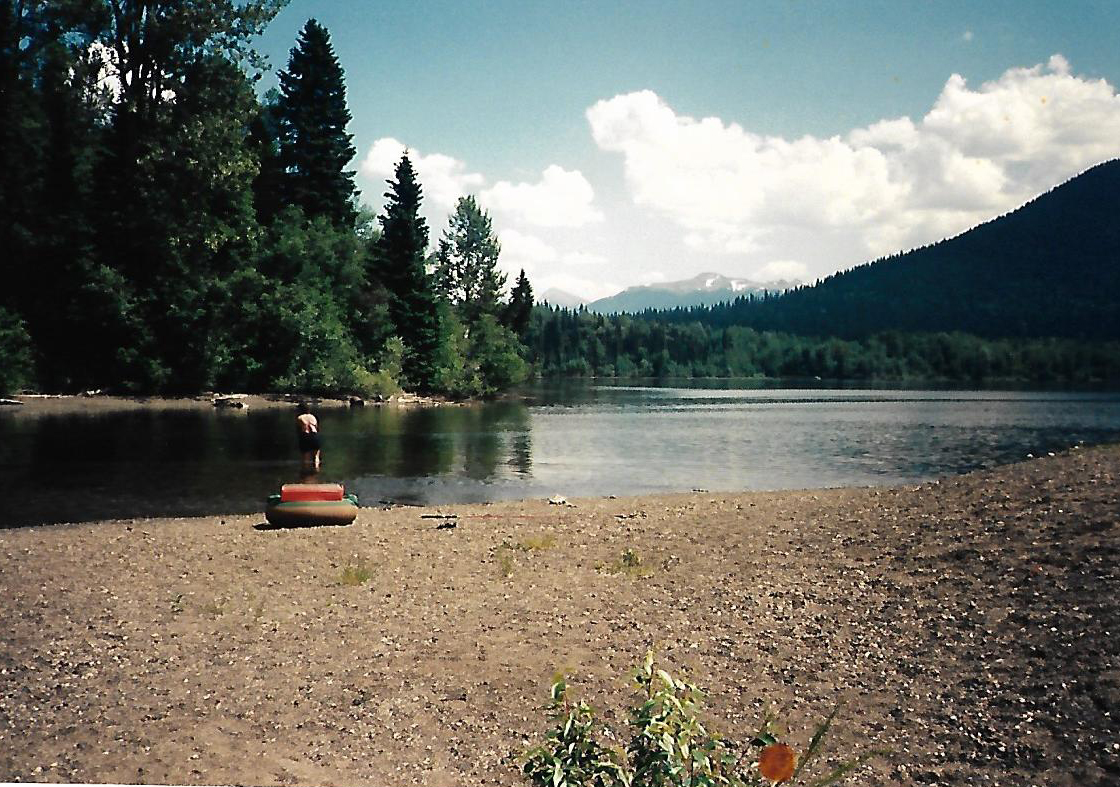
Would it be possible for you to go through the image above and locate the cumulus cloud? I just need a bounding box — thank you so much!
[587,56,1120,274]
[480,165,604,227]
[563,251,610,267]
[752,260,809,283]
[357,139,609,299]
[359,137,484,210]
[498,229,558,274]
[498,230,618,299]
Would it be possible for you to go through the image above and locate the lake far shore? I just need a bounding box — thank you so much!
[1,392,465,417]
[1,447,1117,786]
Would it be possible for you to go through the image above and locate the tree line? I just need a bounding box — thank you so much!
[524,306,1120,384]
[0,2,532,397]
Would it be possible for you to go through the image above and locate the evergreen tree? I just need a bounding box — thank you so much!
[248,88,285,225]
[276,18,357,227]
[503,268,534,337]
[376,153,441,392]
[434,195,505,323]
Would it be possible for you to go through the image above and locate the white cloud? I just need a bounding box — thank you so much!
[498,229,558,275]
[480,165,604,227]
[562,251,609,267]
[358,140,611,299]
[752,260,809,283]
[359,137,484,211]
[587,57,1120,275]
[498,230,617,300]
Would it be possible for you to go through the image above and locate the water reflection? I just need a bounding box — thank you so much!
[1,385,1119,527]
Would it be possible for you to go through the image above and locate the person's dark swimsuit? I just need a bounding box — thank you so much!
[298,431,321,452]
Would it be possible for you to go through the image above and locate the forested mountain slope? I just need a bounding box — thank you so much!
[675,159,1120,339]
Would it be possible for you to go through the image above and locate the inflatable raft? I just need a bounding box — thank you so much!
[265,483,359,526]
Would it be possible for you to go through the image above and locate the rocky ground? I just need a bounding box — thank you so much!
[0,446,1117,786]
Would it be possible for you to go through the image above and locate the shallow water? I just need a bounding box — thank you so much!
[2,382,1120,527]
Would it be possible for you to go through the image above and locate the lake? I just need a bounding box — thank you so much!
[3,381,1120,527]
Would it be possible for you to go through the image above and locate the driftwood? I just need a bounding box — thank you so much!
[0,398,23,406]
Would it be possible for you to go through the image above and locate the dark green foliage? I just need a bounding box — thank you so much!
[504,268,535,338]
[248,88,286,224]
[524,306,1120,384]
[0,3,532,398]
[0,307,34,394]
[472,315,530,394]
[275,18,357,227]
[431,196,529,396]
[434,312,528,398]
[434,195,506,323]
[376,153,442,392]
[214,211,387,393]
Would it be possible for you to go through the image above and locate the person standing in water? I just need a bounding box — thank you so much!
[296,402,321,469]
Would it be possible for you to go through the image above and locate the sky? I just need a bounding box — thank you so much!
[254,1,1120,301]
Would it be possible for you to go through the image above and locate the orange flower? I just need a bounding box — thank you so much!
[758,742,796,782]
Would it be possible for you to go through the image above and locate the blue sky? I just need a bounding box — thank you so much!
[255,1,1120,300]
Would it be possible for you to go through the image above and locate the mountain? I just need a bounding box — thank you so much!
[538,288,587,309]
[586,272,796,314]
[677,159,1120,340]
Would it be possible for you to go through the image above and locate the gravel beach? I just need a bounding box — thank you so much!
[1,445,1117,786]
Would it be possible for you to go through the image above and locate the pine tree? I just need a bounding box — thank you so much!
[276,18,357,227]
[503,268,534,337]
[434,195,506,324]
[248,88,285,225]
[376,153,441,392]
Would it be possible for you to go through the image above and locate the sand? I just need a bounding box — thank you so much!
[1,446,1118,786]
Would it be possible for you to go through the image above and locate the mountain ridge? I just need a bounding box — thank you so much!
[658,159,1120,340]
[585,272,796,314]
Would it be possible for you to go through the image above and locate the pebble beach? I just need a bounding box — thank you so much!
[1,445,1117,786]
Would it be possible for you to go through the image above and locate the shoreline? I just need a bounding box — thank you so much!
[0,391,462,417]
[1,447,1118,785]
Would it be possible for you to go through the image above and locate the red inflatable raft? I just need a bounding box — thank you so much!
[265,483,359,526]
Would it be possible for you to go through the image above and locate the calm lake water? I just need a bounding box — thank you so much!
[3,381,1120,527]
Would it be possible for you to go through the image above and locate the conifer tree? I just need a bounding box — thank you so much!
[376,153,441,392]
[276,18,356,227]
[434,195,506,324]
[503,268,534,337]
[248,88,285,225]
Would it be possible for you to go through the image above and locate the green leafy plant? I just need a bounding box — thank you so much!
[598,548,653,578]
[339,561,373,586]
[494,535,556,578]
[519,533,557,551]
[522,675,629,787]
[523,650,883,786]
[496,546,517,578]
